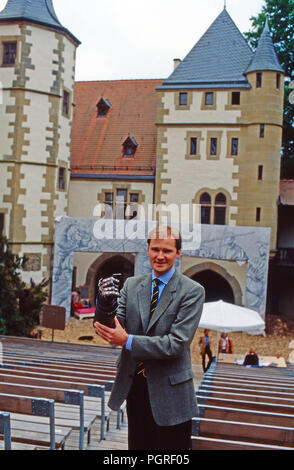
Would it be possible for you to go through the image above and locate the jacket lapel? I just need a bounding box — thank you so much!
[137,274,152,334]
[146,270,180,334]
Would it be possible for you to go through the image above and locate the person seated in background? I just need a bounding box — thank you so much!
[243,348,259,367]
[218,332,234,354]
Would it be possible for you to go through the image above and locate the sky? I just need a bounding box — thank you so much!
[0,0,266,81]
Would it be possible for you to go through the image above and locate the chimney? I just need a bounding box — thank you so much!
[173,58,181,70]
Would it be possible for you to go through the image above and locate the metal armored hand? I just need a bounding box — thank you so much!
[98,275,120,305]
[94,274,121,329]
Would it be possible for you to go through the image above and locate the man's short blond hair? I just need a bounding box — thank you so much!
[147,225,182,251]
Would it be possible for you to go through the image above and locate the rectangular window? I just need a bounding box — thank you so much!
[0,213,4,236]
[256,207,261,222]
[201,206,211,225]
[116,189,127,219]
[62,90,70,116]
[205,92,214,106]
[260,124,265,138]
[104,192,114,218]
[2,42,17,66]
[129,193,139,220]
[231,91,240,105]
[58,167,66,190]
[214,207,226,225]
[258,165,263,181]
[179,92,187,106]
[190,137,197,155]
[231,138,239,156]
[210,138,217,156]
[256,72,262,88]
[276,73,281,89]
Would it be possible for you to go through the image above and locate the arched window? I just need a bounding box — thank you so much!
[200,192,211,224]
[214,193,226,225]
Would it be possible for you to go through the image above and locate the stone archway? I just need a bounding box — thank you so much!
[85,253,135,307]
[184,262,243,305]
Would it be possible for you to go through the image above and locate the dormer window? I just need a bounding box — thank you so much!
[97,98,112,118]
[122,136,138,158]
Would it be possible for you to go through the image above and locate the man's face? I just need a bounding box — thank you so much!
[147,237,181,277]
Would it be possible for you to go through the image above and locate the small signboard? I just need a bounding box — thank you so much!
[42,305,66,341]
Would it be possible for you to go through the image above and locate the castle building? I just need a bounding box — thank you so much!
[0,0,80,283]
[0,3,287,316]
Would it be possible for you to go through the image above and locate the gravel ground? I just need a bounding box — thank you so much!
[37,314,294,365]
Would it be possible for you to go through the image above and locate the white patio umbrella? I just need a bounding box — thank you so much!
[198,300,265,361]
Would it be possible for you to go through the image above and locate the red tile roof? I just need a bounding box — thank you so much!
[71,79,162,176]
[280,180,294,205]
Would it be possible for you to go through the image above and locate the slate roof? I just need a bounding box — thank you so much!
[159,8,253,90]
[0,0,80,44]
[245,20,284,74]
[71,80,162,177]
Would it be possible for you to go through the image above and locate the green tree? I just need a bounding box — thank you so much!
[0,235,48,336]
[244,0,294,178]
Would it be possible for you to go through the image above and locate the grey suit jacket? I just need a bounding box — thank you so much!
[108,269,205,426]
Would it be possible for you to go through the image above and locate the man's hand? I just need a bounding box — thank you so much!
[93,317,128,347]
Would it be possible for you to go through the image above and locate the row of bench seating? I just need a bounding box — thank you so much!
[192,361,294,450]
[192,362,294,450]
[0,335,122,450]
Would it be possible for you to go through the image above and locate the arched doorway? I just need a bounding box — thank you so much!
[85,253,134,306]
[96,255,134,290]
[184,262,243,305]
[192,270,234,303]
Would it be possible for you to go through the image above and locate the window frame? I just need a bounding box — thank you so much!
[231,91,240,105]
[62,90,70,117]
[210,137,218,156]
[256,72,262,88]
[190,137,197,156]
[2,41,17,66]
[179,92,188,106]
[205,92,214,106]
[58,167,66,191]
[231,138,239,156]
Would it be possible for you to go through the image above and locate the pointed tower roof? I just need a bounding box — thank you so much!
[159,8,253,90]
[0,0,80,45]
[245,20,284,74]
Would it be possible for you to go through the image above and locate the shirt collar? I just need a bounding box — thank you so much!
[152,266,175,286]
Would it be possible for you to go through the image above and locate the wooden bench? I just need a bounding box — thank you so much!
[202,374,294,390]
[0,371,113,441]
[197,388,294,407]
[0,394,70,450]
[0,412,11,450]
[198,383,294,400]
[197,403,294,428]
[197,394,294,416]
[205,368,294,382]
[191,435,294,450]
[0,383,85,450]
[192,416,294,447]
[201,377,294,394]
[2,354,117,376]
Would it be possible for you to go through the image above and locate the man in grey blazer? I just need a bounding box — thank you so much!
[94,226,205,450]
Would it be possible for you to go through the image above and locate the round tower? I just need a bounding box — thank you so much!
[0,0,80,283]
[234,20,285,251]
